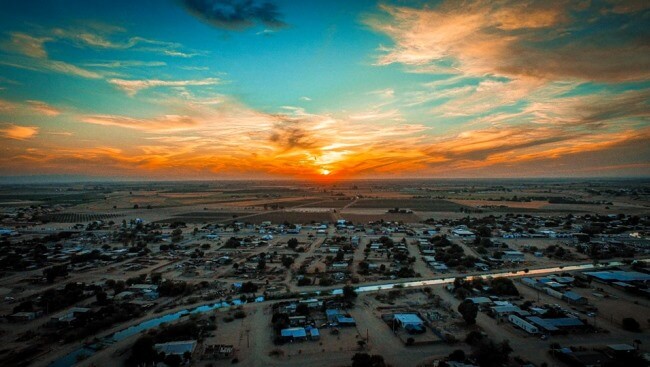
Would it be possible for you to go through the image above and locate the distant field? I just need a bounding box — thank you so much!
[241,211,336,224]
[351,199,469,211]
[255,198,323,207]
[220,187,309,195]
[155,211,255,223]
[299,200,353,208]
[0,191,107,205]
[340,213,422,224]
[450,199,548,209]
[40,212,122,223]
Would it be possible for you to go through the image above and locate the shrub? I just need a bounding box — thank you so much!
[622,317,641,332]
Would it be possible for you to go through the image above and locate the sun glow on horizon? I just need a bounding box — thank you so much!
[320,169,331,176]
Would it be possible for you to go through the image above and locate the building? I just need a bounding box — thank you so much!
[452,228,475,238]
[466,297,492,306]
[527,317,585,334]
[50,307,91,325]
[326,309,342,323]
[563,291,588,305]
[306,326,320,340]
[583,271,650,285]
[502,250,525,262]
[336,315,356,326]
[393,313,424,328]
[508,314,539,334]
[280,327,308,342]
[491,305,529,318]
[475,262,490,271]
[9,311,41,322]
[154,340,197,356]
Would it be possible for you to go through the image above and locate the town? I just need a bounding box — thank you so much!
[0,179,647,367]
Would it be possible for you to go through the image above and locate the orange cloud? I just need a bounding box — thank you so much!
[0,123,39,140]
[81,114,201,132]
[365,1,650,82]
[26,100,61,116]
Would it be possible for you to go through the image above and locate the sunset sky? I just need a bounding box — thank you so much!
[0,0,649,180]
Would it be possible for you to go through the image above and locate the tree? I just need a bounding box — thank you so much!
[490,277,519,296]
[622,317,641,332]
[96,291,108,305]
[239,281,258,293]
[128,336,158,366]
[171,228,183,243]
[472,339,512,367]
[458,300,478,325]
[257,256,266,271]
[164,354,182,367]
[342,285,357,300]
[351,353,387,367]
[465,331,485,345]
[335,250,345,262]
[297,277,312,286]
[287,238,299,249]
[449,349,466,362]
[281,255,294,268]
[295,303,310,316]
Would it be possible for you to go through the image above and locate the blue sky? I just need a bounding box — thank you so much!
[0,0,648,179]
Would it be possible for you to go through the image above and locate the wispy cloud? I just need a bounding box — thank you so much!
[0,123,39,140]
[83,60,167,68]
[26,100,61,116]
[4,32,51,58]
[107,77,221,96]
[0,98,62,117]
[365,1,650,82]
[81,114,201,132]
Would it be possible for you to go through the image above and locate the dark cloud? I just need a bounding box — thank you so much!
[268,117,318,151]
[180,0,286,30]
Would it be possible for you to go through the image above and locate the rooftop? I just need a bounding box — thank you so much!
[154,340,197,356]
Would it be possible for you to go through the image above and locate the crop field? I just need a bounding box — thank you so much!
[304,199,354,208]
[240,211,336,224]
[340,212,422,224]
[253,198,323,208]
[39,212,122,223]
[156,211,255,223]
[350,198,470,211]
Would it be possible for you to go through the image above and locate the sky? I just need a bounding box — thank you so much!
[0,0,648,180]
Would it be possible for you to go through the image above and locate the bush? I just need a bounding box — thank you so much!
[622,317,641,332]
[449,349,466,362]
[233,310,246,319]
[297,277,312,286]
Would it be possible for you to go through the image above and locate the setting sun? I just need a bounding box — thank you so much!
[320,169,331,176]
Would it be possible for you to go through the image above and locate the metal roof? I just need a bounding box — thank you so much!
[394,313,424,325]
[584,271,650,282]
[281,327,307,338]
[154,340,197,355]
